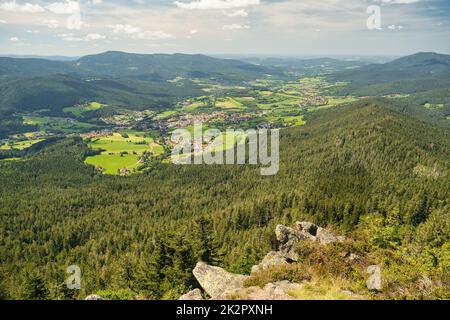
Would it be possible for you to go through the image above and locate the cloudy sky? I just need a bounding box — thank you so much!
[0,0,449,56]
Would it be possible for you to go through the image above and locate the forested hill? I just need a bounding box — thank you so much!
[238,57,369,75]
[0,74,204,115]
[0,98,448,299]
[0,57,74,77]
[71,51,277,80]
[0,51,275,81]
[332,52,450,95]
[333,52,450,84]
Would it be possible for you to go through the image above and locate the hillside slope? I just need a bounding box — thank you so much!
[72,51,276,81]
[332,52,450,95]
[0,51,276,82]
[0,57,74,76]
[0,74,204,115]
[0,98,448,299]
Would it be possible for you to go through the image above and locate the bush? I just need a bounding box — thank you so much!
[95,289,137,300]
[294,241,364,280]
[244,265,311,288]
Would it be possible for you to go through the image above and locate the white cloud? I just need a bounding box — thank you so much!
[111,24,142,35]
[222,23,250,30]
[223,9,248,17]
[0,20,7,24]
[58,33,106,41]
[186,29,198,39]
[9,37,20,41]
[46,1,80,15]
[0,1,45,13]
[388,24,404,30]
[86,33,106,40]
[57,33,82,41]
[135,31,174,40]
[42,19,59,29]
[175,0,260,10]
[109,24,174,40]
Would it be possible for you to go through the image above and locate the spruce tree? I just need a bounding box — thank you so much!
[21,273,49,300]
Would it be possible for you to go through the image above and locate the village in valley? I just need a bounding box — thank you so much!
[0,77,358,175]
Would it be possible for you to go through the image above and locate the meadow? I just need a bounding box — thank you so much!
[84,132,163,175]
[0,138,45,151]
[170,130,247,164]
[63,102,107,117]
[23,116,96,133]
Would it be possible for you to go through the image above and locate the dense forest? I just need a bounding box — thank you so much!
[0,98,448,299]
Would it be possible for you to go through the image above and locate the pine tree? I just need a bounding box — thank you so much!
[21,273,49,300]
[135,244,165,299]
[190,216,223,265]
[229,246,259,274]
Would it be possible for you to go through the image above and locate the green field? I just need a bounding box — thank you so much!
[308,96,357,112]
[155,110,178,119]
[181,98,210,112]
[64,102,107,116]
[0,139,45,150]
[216,97,246,110]
[424,103,445,110]
[84,132,163,175]
[85,154,141,175]
[23,116,95,132]
[171,131,247,164]
[282,115,306,126]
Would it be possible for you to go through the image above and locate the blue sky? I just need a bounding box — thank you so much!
[0,0,449,56]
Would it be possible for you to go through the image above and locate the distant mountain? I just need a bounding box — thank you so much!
[0,74,204,115]
[0,51,276,82]
[0,57,74,77]
[70,51,276,82]
[0,75,97,114]
[0,54,79,61]
[383,52,450,70]
[332,52,450,96]
[2,51,449,115]
[333,52,450,85]
[0,51,277,115]
[238,56,369,75]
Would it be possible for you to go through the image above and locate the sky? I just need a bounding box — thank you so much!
[0,0,449,57]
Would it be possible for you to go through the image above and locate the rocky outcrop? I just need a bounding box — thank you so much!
[193,262,248,299]
[179,288,204,300]
[187,262,300,300]
[216,281,301,300]
[295,221,318,235]
[180,221,347,300]
[251,251,290,274]
[260,221,345,267]
[316,227,346,245]
[85,294,103,300]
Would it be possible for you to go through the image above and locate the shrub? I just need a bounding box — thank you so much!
[95,289,136,300]
[244,264,312,288]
